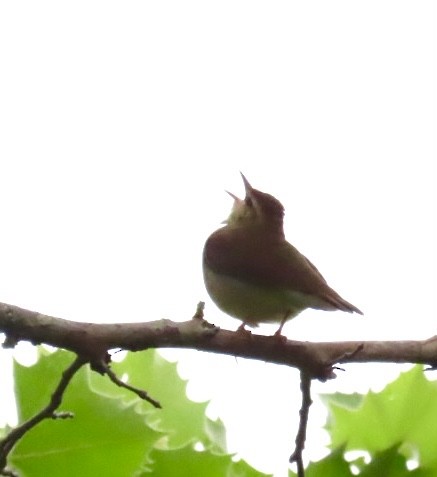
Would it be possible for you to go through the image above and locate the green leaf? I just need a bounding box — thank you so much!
[320,392,363,410]
[358,446,429,477]
[11,349,161,477]
[204,415,227,452]
[324,366,437,468]
[141,445,272,477]
[90,350,226,450]
[305,448,353,477]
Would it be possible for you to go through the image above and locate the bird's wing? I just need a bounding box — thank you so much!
[204,227,362,314]
[204,228,326,291]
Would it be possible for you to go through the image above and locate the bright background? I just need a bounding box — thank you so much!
[0,2,435,476]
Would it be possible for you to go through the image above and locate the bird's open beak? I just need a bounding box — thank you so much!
[224,173,253,207]
[222,190,241,223]
[240,172,253,196]
[226,190,240,201]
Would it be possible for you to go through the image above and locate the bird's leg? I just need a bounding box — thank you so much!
[274,313,288,337]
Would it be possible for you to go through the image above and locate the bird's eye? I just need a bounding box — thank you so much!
[245,197,253,207]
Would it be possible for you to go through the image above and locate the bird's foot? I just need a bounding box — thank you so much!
[272,329,288,344]
[237,323,252,336]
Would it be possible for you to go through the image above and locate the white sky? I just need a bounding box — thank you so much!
[0,2,436,476]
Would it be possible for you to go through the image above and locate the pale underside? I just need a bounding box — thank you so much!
[203,263,340,327]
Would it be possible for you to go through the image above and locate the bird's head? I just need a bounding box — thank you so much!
[224,173,285,232]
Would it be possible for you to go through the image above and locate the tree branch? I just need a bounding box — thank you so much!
[1,300,437,477]
[1,301,437,380]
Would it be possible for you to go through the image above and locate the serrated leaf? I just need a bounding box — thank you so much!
[204,416,227,452]
[90,350,225,450]
[359,446,416,477]
[306,448,353,477]
[320,392,363,410]
[141,445,272,477]
[325,366,437,468]
[11,349,161,477]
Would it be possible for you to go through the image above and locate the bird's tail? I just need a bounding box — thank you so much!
[322,289,363,315]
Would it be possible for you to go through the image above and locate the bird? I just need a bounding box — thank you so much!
[202,173,363,335]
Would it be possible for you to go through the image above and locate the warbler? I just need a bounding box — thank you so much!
[202,173,362,335]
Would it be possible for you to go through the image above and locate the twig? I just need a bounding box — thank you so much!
[330,342,365,366]
[327,343,366,374]
[0,356,85,475]
[101,361,162,409]
[289,371,312,477]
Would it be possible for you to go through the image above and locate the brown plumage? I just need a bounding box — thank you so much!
[203,173,362,334]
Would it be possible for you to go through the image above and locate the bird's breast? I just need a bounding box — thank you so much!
[202,262,310,326]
